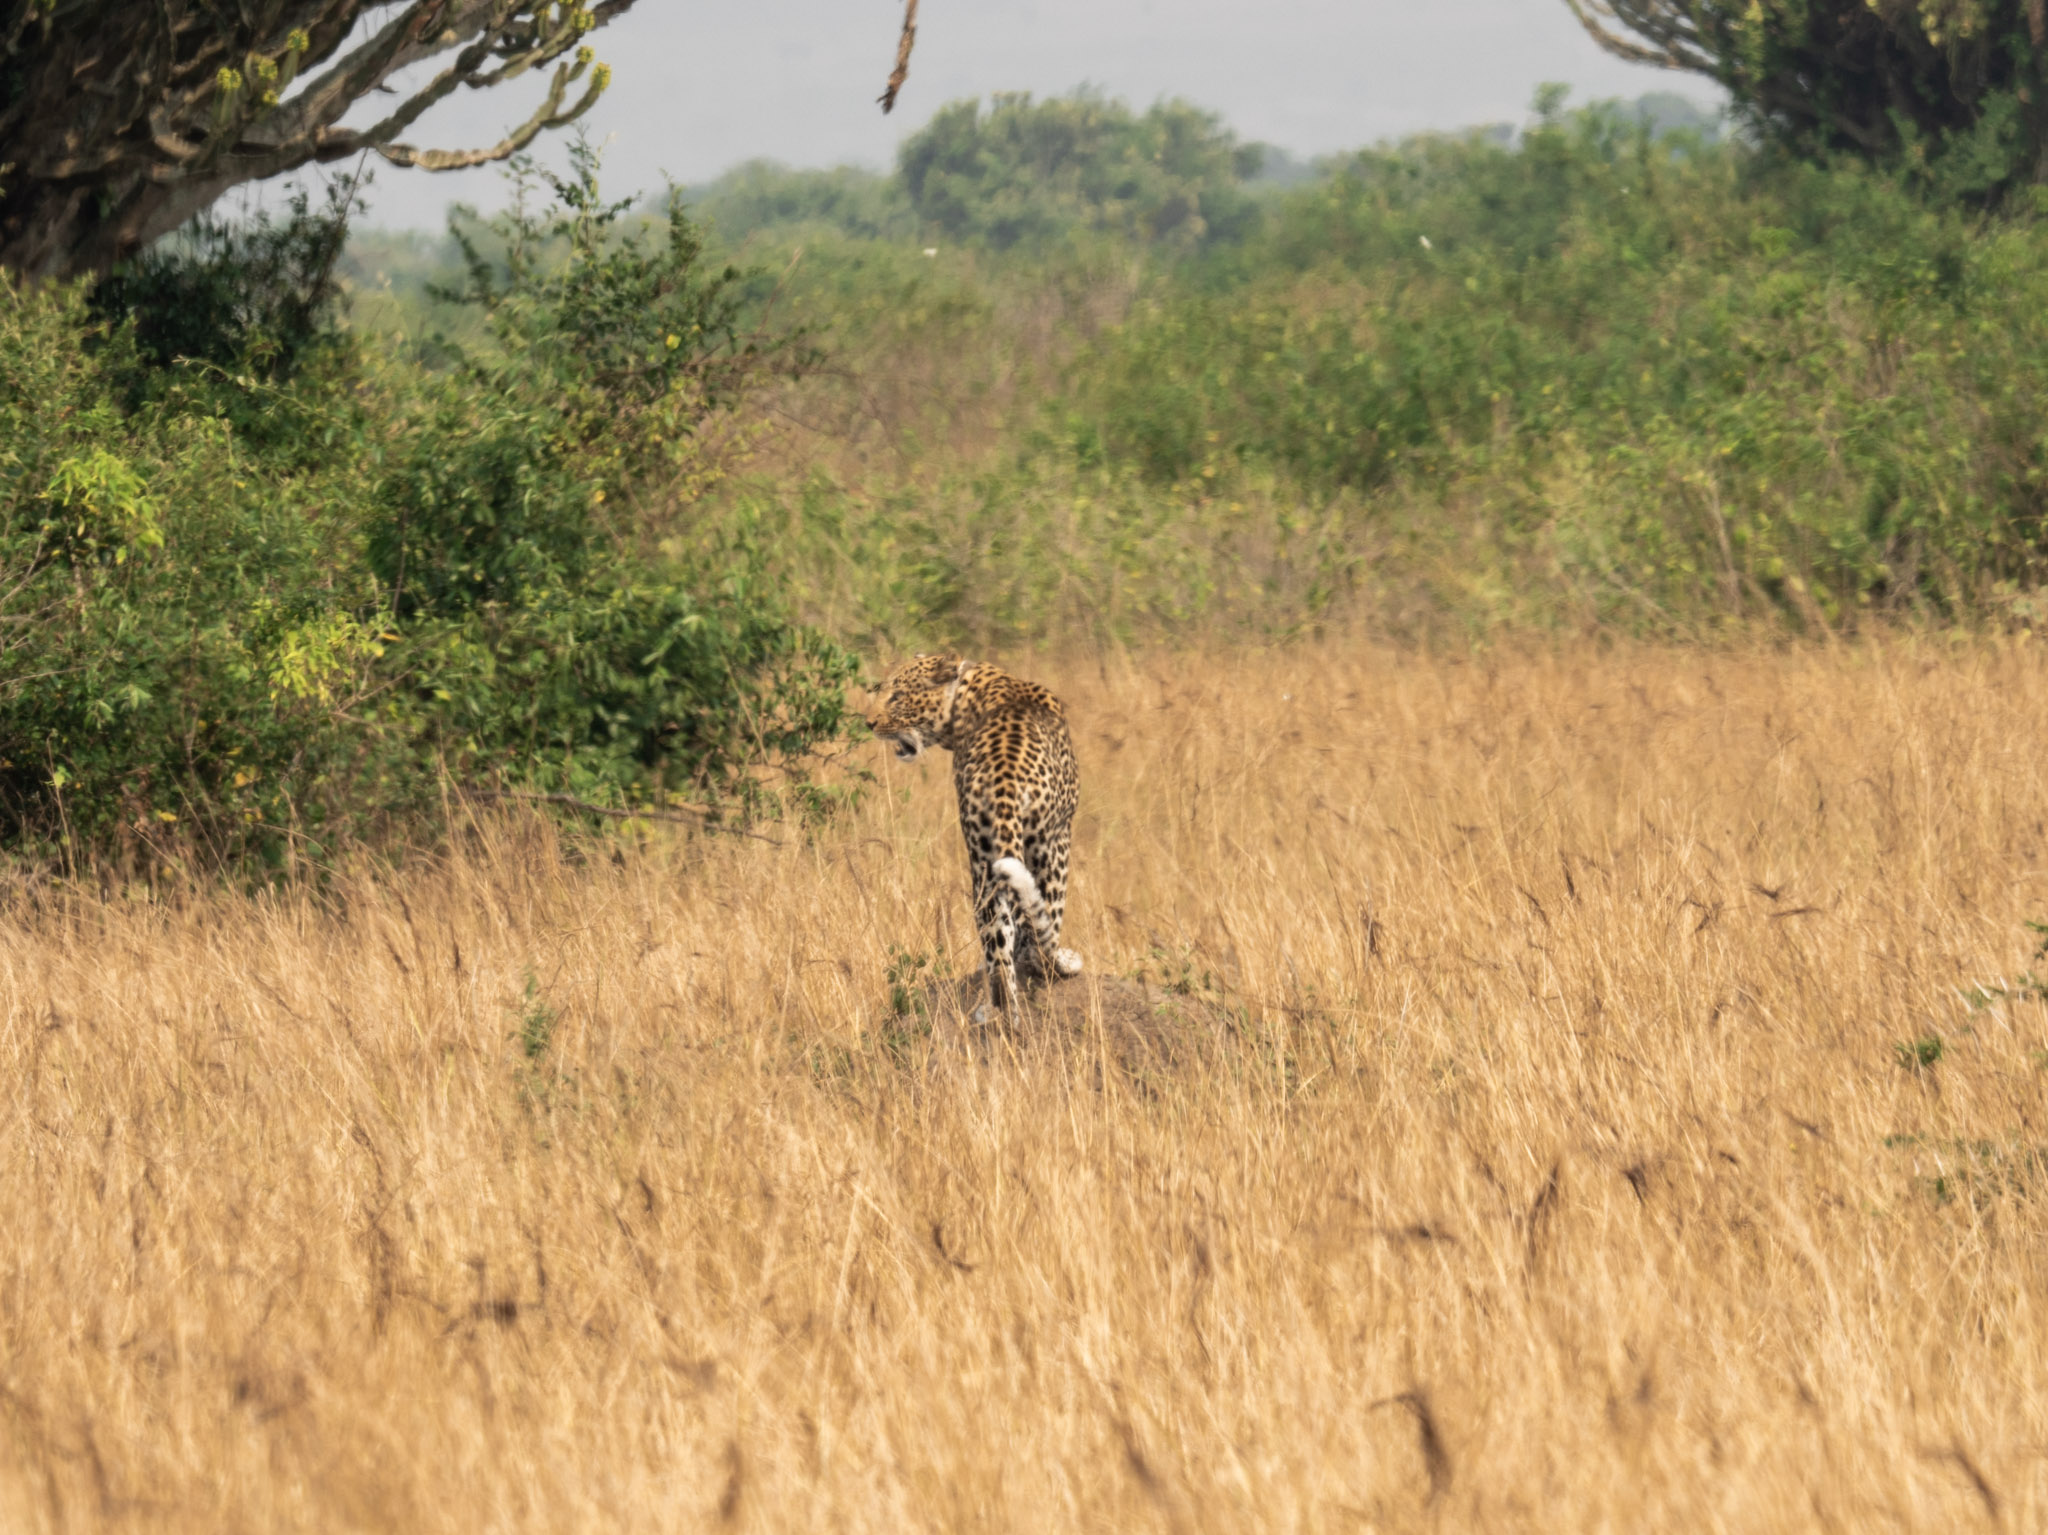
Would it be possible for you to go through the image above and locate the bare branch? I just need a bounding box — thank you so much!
[1561,0,1718,73]
[249,1,509,155]
[1561,0,1694,67]
[373,58,609,170]
[879,0,918,114]
[312,20,573,158]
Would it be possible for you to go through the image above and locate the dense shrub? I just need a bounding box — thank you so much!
[86,181,357,386]
[1061,93,2048,622]
[0,150,855,868]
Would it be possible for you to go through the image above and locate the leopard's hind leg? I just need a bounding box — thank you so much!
[1035,818,1081,976]
[971,857,1023,1013]
[992,840,1081,979]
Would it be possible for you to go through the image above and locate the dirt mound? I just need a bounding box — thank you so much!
[903,969,1239,1078]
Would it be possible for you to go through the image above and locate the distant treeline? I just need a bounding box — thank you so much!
[673,88,1723,251]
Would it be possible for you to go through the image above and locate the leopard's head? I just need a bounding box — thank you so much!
[868,653,968,763]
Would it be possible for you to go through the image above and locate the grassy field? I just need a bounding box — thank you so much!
[4,637,2047,1531]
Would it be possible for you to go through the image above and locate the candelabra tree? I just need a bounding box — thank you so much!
[0,0,640,279]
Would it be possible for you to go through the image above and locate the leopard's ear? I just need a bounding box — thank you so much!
[929,657,960,684]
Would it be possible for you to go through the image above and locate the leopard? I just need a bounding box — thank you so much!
[868,653,1082,1014]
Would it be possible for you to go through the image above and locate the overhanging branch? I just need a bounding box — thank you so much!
[373,56,610,169]
[1562,0,1721,73]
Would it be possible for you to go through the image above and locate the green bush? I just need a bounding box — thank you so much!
[1059,93,2048,623]
[87,180,357,387]
[0,148,856,869]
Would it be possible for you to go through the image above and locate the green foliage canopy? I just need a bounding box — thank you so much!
[897,91,1264,250]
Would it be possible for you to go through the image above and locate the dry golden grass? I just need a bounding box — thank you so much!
[6,638,2048,1532]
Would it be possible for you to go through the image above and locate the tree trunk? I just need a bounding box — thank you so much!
[0,164,256,282]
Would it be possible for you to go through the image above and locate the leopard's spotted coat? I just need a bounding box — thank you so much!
[868,654,1081,1012]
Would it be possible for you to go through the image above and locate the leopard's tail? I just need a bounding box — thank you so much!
[990,856,1083,977]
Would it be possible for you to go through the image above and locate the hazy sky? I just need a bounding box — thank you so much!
[334,0,1709,229]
